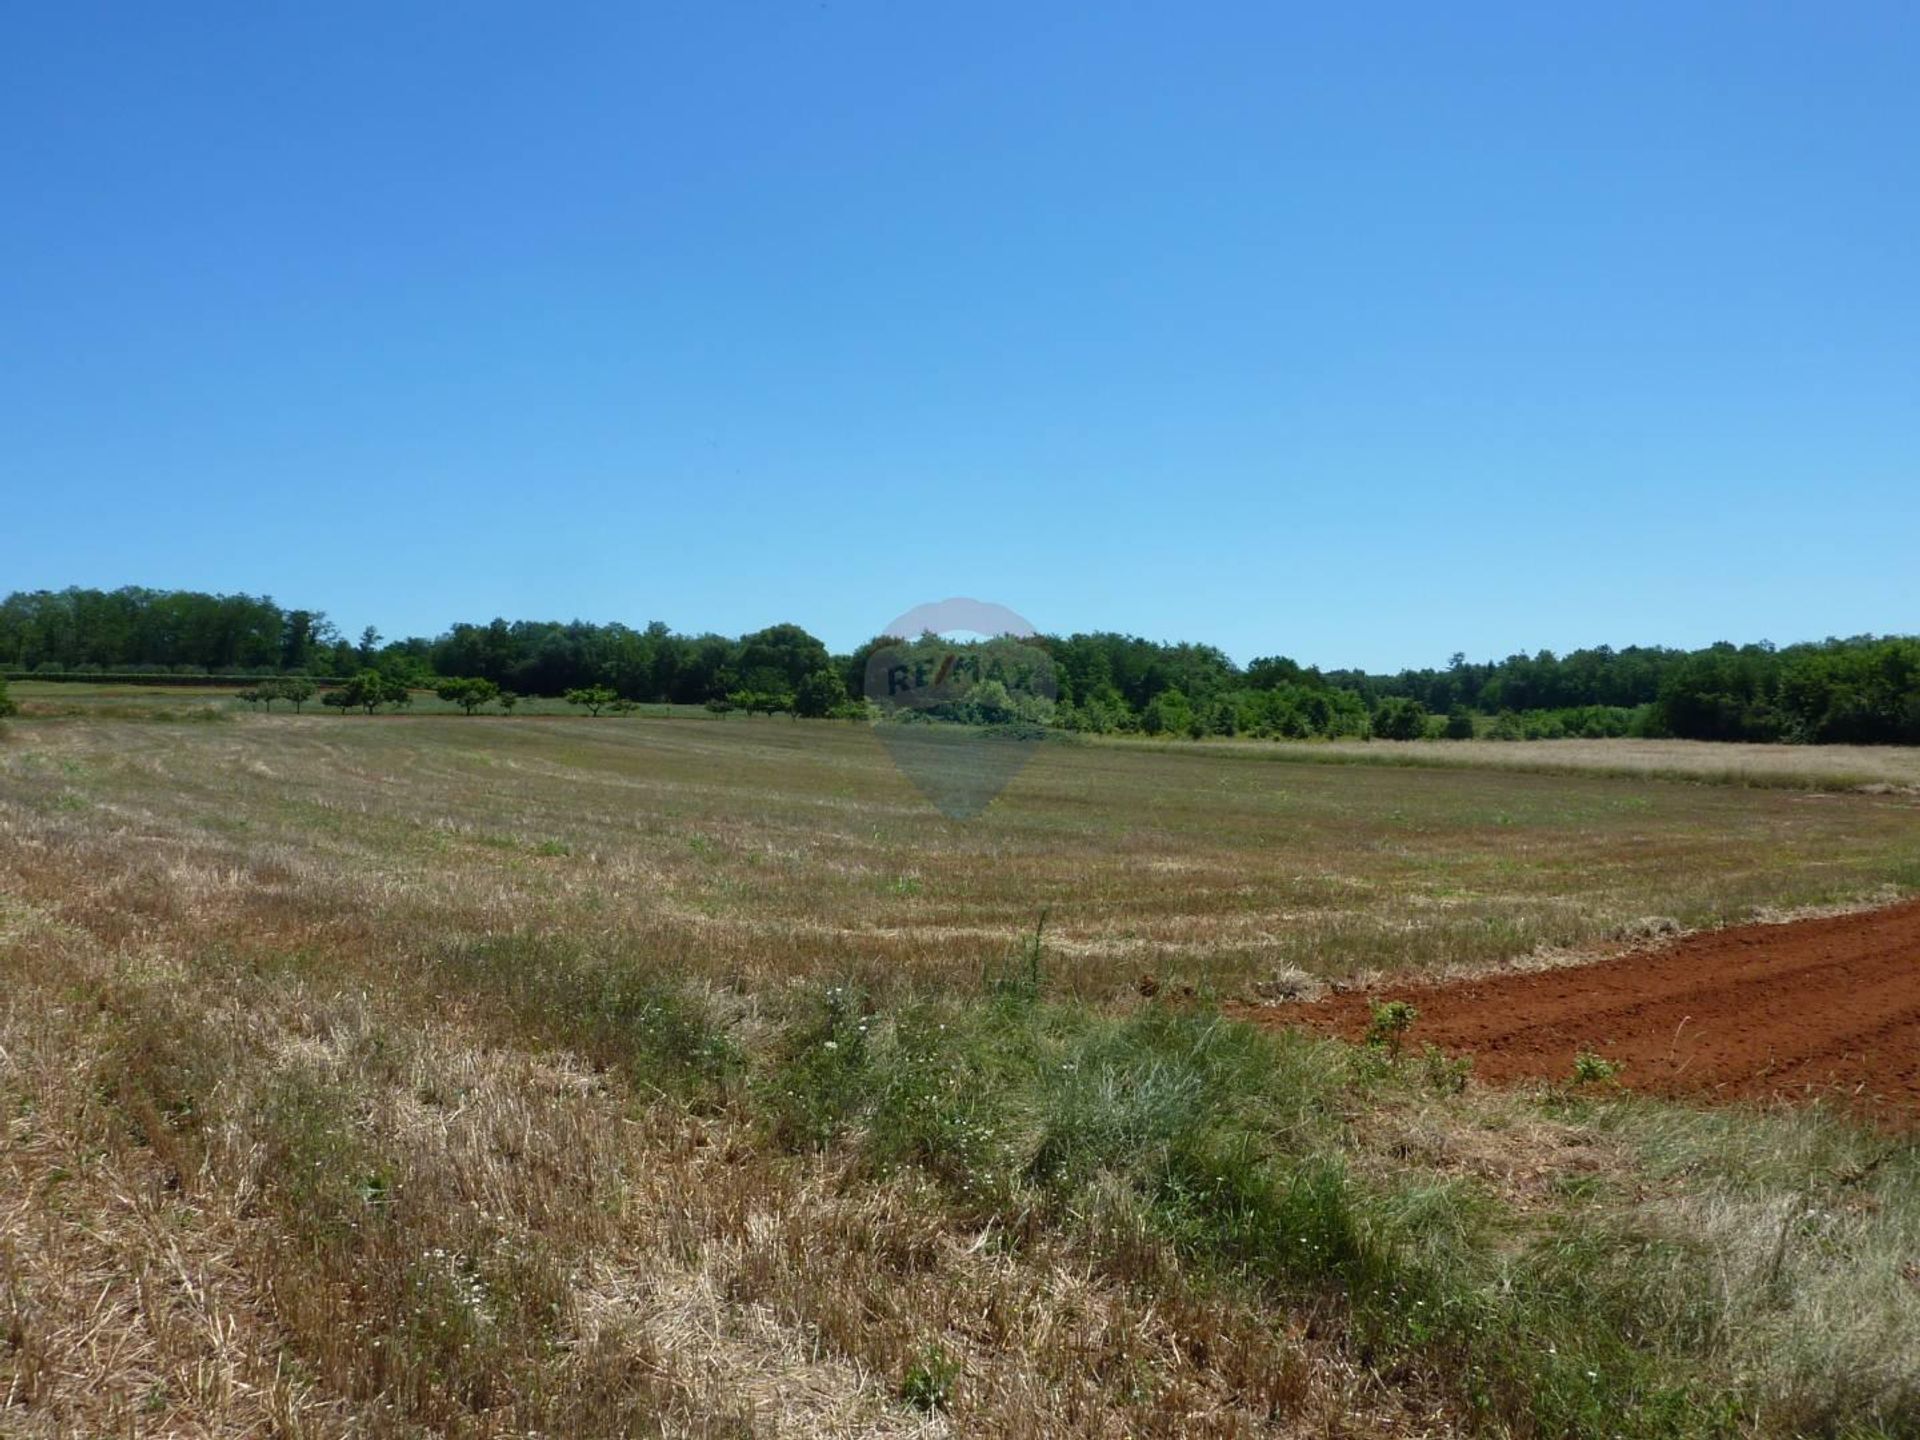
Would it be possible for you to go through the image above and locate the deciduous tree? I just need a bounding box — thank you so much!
[564,685,618,717]
[793,668,848,719]
[436,677,501,715]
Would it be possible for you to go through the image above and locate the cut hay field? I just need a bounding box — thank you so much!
[3,711,1919,1437]
[1108,733,1920,792]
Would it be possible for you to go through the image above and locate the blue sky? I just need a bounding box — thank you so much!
[3,3,1914,669]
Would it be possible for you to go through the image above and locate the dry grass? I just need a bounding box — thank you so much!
[0,910,1416,1437]
[2,711,1917,1435]
[5,714,1915,999]
[1151,735,1920,791]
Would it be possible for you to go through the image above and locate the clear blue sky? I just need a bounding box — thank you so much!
[3,4,1914,670]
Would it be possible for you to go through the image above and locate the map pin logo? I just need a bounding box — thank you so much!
[863,599,1058,820]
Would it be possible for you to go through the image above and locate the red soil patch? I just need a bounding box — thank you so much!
[1237,900,1920,1124]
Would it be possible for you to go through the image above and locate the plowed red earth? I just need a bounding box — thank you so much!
[1238,900,1920,1125]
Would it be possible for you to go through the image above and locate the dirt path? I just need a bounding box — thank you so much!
[1237,900,1920,1123]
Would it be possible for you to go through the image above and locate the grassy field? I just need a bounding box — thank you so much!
[1155,735,1920,792]
[3,709,1918,1436]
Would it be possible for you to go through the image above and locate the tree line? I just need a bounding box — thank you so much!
[3,586,1916,745]
[1341,638,1920,745]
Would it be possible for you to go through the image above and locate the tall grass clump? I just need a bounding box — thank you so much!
[763,966,1738,1437]
[433,932,742,1097]
[1599,1098,1920,1436]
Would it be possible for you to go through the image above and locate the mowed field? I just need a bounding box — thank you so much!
[7,704,1918,996]
[4,705,1920,1437]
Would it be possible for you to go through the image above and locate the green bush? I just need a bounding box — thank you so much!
[1140,689,1193,736]
[724,688,792,717]
[1370,696,1429,741]
[792,668,848,718]
[1364,999,1419,1057]
[1488,710,1526,741]
[1572,1051,1623,1086]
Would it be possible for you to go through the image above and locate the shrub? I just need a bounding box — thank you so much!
[1059,691,1131,734]
[1420,1043,1472,1095]
[1571,1051,1623,1086]
[1370,697,1430,741]
[1364,999,1419,1058]
[1140,689,1192,736]
[1488,710,1526,741]
[724,689,792,717]
[1523,711,1568,741]
[793,668,849,718]
[0,674,13,718]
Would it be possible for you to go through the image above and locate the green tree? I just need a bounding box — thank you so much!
[967,678,1018,725]
[1442,705,1476,740]
[436,677,501,715]
[793,668,849,719]
[1370,697,1429,741]
[564,685,618,716]
[1140,689,1193,736]
[280,677,316,712]
[280,610,334,671]
[736,623,830,697]
[497,690,520,713]
[249,679,295,711]
[0,675,17,718]
[338,670,394,714]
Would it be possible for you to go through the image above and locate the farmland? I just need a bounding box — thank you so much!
[3,703,1919,1436]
